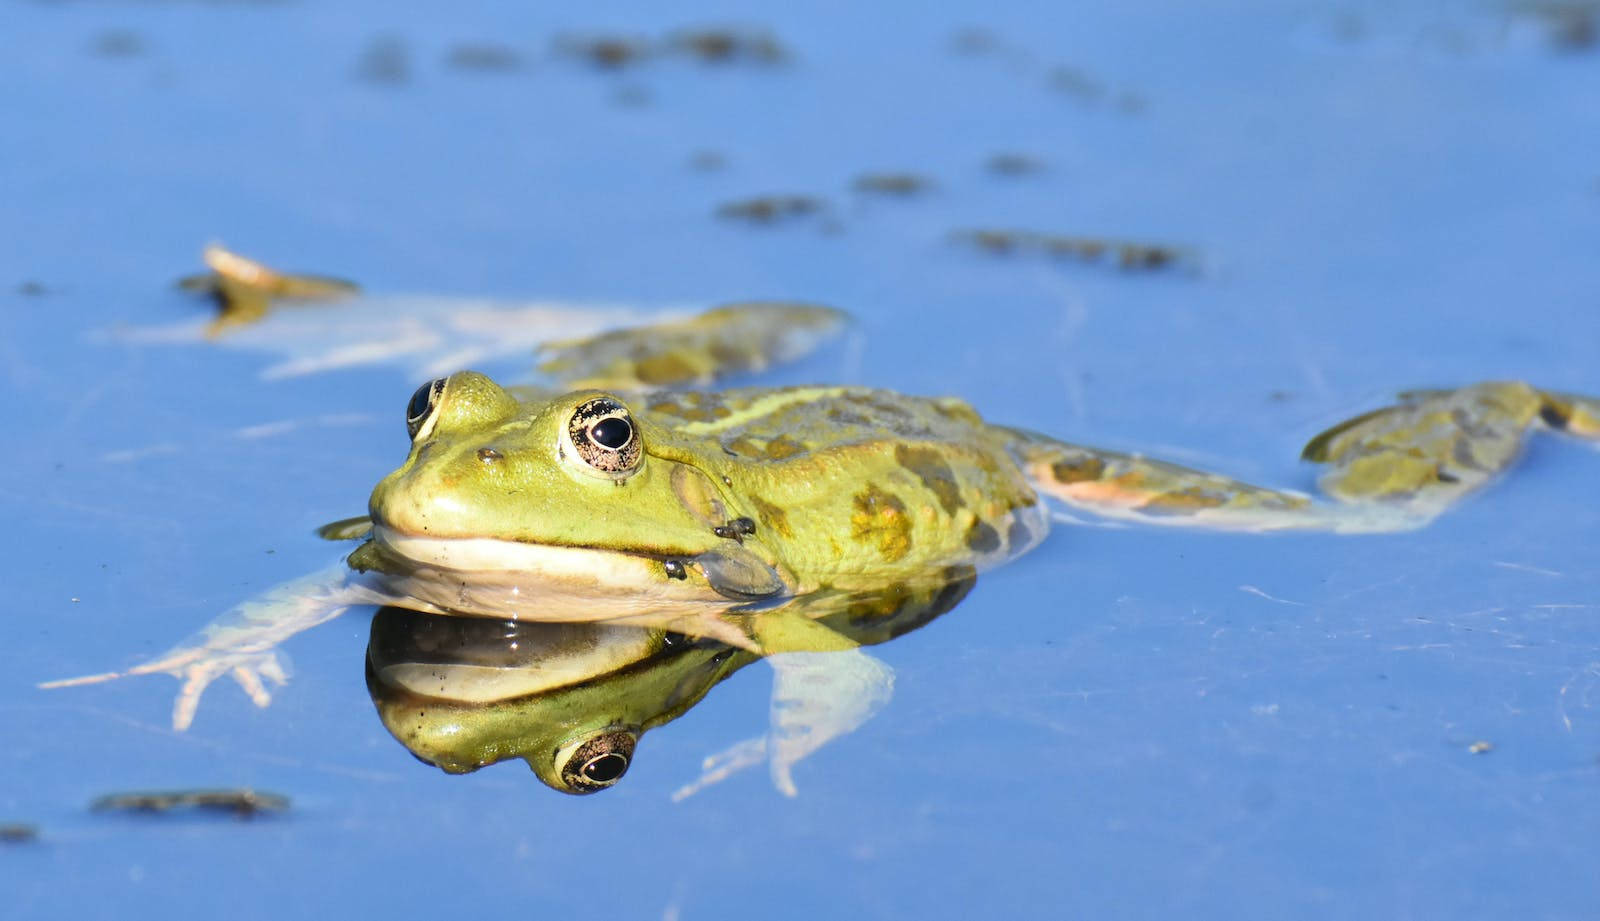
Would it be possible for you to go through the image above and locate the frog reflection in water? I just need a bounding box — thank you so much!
[368,567,971,796]
[46,250,1600,795]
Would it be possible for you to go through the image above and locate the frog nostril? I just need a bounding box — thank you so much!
[476,447,503,463]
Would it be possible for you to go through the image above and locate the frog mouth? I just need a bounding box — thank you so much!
[369,524,792,607]
[371,524,674,583]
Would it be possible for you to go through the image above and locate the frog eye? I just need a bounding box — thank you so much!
[406,378,448,441]
[565,397,643,477]
[554,730,637,794]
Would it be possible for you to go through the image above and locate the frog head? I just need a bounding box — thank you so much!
[365,371,790,613]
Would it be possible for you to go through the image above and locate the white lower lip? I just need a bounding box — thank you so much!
[374,525,658,579]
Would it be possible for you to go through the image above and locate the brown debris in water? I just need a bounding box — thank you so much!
[92,788,290,818]
[716,195,827,224]
[952,228,1192,274]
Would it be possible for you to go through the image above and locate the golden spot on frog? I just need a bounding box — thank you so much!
[763,434,806,460]
[894,443,963,515]
[747,495,794,539]
[850,484,912,562]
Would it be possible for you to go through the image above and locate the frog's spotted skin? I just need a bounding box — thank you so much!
[355,379,1047,627]
[1303,381,1597,510]
[536,303,847,390]
[44,248,1600,748]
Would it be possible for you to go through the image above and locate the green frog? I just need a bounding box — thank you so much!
[44,250,1600,792]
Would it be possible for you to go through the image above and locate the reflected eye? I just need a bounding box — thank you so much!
[406,378,447,441]
[567,397,642,476]
[556,730,637,794]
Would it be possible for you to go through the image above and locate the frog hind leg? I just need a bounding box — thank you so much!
[1008,381,1589,534]
[535,302,848,391]
[670,608,891,799]
[1004,427,1332,532]
[671,647,894,800]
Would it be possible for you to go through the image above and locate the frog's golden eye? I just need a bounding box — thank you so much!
[565,397,643,477]
[406,378,447,441]
[554,730,636,794]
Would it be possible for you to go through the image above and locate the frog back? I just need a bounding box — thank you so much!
[638,387,1048,587]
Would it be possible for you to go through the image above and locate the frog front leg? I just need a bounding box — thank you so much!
[671,647,895,800]
[670,607,891,800]
[1009,381,1598,534]
[41,565,389,730]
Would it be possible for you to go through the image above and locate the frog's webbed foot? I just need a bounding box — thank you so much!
[40,643,293,731]
[535,302,847,390]
[40,565,368,730]
[671,647,894,800]
[1300,381,1554,521]
[179,245,360,336]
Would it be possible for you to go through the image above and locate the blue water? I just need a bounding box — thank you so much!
[4,2,1599,918]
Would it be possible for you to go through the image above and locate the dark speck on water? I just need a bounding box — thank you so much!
[92,788,291,818]
[688,150,727,171]
[356,35,411,86]
[852,172,935,197]
[668,28,788,64]
[1514,2,1599,51]
[556,27,788,70]
[985,152,1046,176]
[556,33,653,70]
[0,823,38,844]
[953,228,1190,273]
[91,29,145,58]
[716,194,827,224]
[444,43,523,73]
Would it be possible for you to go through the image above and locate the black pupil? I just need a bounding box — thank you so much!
[582,752,628,784]
[590,417,632,450]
